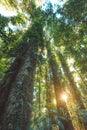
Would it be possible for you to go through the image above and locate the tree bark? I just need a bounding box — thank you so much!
[47,46,74,130]
[58,52,87,129]
[0,57,24,123]
[0,20,43,130]
[58,52,85,109]
[0,44,38,130]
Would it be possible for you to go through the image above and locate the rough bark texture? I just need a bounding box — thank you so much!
[0,42,29,124]
[0,46,38,130]
[0,20,43,130]
[0,57,24,123]
[47,46,74,130]
[0,37,36,130]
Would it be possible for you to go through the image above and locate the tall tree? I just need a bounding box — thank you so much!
[47,43,74,130]
[0,20,44,130]
[0,0,87,129]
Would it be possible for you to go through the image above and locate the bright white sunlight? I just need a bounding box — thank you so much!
[61,93,68,102]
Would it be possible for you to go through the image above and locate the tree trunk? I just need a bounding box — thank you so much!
[0,20,43,130]
[58,52,87,129]
[0,44,38,130]
[0,57,24,123]
[47,46,74,130]
[45,66,55,110]
[58,52,85,109]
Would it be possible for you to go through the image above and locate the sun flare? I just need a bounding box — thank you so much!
[61,93,68,102]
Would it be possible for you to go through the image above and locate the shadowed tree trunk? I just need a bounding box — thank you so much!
[0,48,38,130]
[47,44,74,130]
[0,43,29,123]
[0,57,24,123]
[0,21,43,130]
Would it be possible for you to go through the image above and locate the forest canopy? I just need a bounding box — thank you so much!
[0,0,87,130]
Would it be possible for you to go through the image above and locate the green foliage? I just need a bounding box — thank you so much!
[33,109,65,130]
[10,12,28,25]
[0,58,8,80]
[80,110,87,125]
[0,0,87,129]
[0,14,9,39]
[63,0,87,22]
[28,20,44,47]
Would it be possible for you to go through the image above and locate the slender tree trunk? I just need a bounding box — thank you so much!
[45,68,53,130]
[45,66,54,110]
[47,45,74,130]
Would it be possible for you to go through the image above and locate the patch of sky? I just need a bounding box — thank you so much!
[8,22,23,31]
[0,5,17,17]
[49,0,64,6]
[41,0,64,19]
[8,20,31,32]
[16,0,22,4]
[0,0,65,17]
